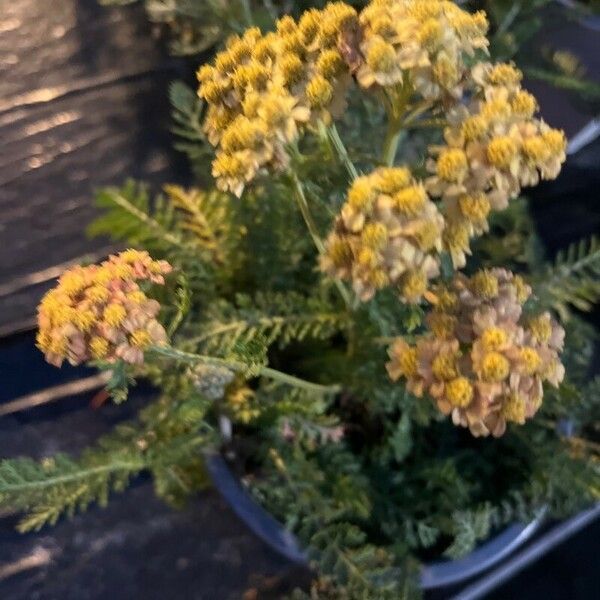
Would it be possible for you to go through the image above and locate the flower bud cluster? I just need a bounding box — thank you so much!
[321,167,444,302]
[36,250,171,367]
[386,268,565,436]
[426,62,567,267]
[355,0,488,100]
[198,3,358,196]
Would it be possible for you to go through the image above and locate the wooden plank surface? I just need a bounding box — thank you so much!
[0,0,189,335]
[1,0,598,338]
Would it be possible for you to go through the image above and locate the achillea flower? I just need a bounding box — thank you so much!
[198,4,357,196]
[36,250,172,367]
[426,62,567,266]
[321,166,444,302]
[355,0,488,100]
[386,268,565,437]
[225,383,259,423]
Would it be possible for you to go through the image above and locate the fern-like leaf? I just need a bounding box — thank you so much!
[0,452,144,532]
[169,81,205,143]
[168,81,215,180]
[88,179,184,252]
[443,506,492,559]
[190,292,348,355]
[525,67,600,100]
[0,392,214,532]
[538,236,600,319]
[163,184,238,264]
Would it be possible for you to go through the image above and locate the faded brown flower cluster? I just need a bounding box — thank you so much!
[320,166,444,302]
[427,61,567,267]
[37,250,171,367]
[198,3,358,196]
[387,269,565,436]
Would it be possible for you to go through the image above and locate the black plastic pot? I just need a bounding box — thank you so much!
[204,453,545,591]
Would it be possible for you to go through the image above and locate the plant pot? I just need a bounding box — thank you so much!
[204,453,545,591]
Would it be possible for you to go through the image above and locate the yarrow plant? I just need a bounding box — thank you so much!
[2,2,599,598]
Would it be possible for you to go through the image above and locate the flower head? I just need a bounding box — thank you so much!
[36,250,171,367]
[199,5,357,196]
[426,63,566,266]
[386,268,565,437]
[355,0,488,99]
[321,166,444,303]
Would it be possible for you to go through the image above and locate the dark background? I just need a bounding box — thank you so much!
[0,0,598,598]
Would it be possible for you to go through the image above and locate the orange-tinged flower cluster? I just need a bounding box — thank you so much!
[198,3,357,196]
[320,166,444,302]
[426,61,567,267]
[36,250,172,367]
[386,269,565,437]
[355,0,488,100]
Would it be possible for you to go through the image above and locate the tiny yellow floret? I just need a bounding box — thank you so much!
[481,351,510,382]
[399,346,419,378]
[502,393,526,424]
[471,270,499,299]
[104,303,127,327]
[306,74,333,108]
[487,136,519,169]
[446,377,474,408]
[519,347,541,375]
[436,148,468,182]
[480,327,508,350]
[432,352,459,380]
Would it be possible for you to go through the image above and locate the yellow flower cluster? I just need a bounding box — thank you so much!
[387,268,565,436]
[320,166,444,302]
[427,61,567,267]
[198,3,357,196]
[36,250,172,367]
[356,0,488,99]
[225,383,259,424]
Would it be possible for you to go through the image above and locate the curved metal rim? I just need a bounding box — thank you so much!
[419,508,545,589]
[205,453,545,589]
[205,453,307,564]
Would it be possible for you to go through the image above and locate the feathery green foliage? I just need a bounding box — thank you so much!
[168,81,214,183]
[0,452,143,532]
[89,179,182,252]
[0,390,214,532]
[192,292,349,355]
[537,236,600,319]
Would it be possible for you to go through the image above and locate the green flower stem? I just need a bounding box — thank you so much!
[381,120,404,166]
[382,99,435,165]
[289,171,354,310]
[149,345,341,395]
[401,100,435,127]
[290,170,326,255]
[327,123,359,181]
